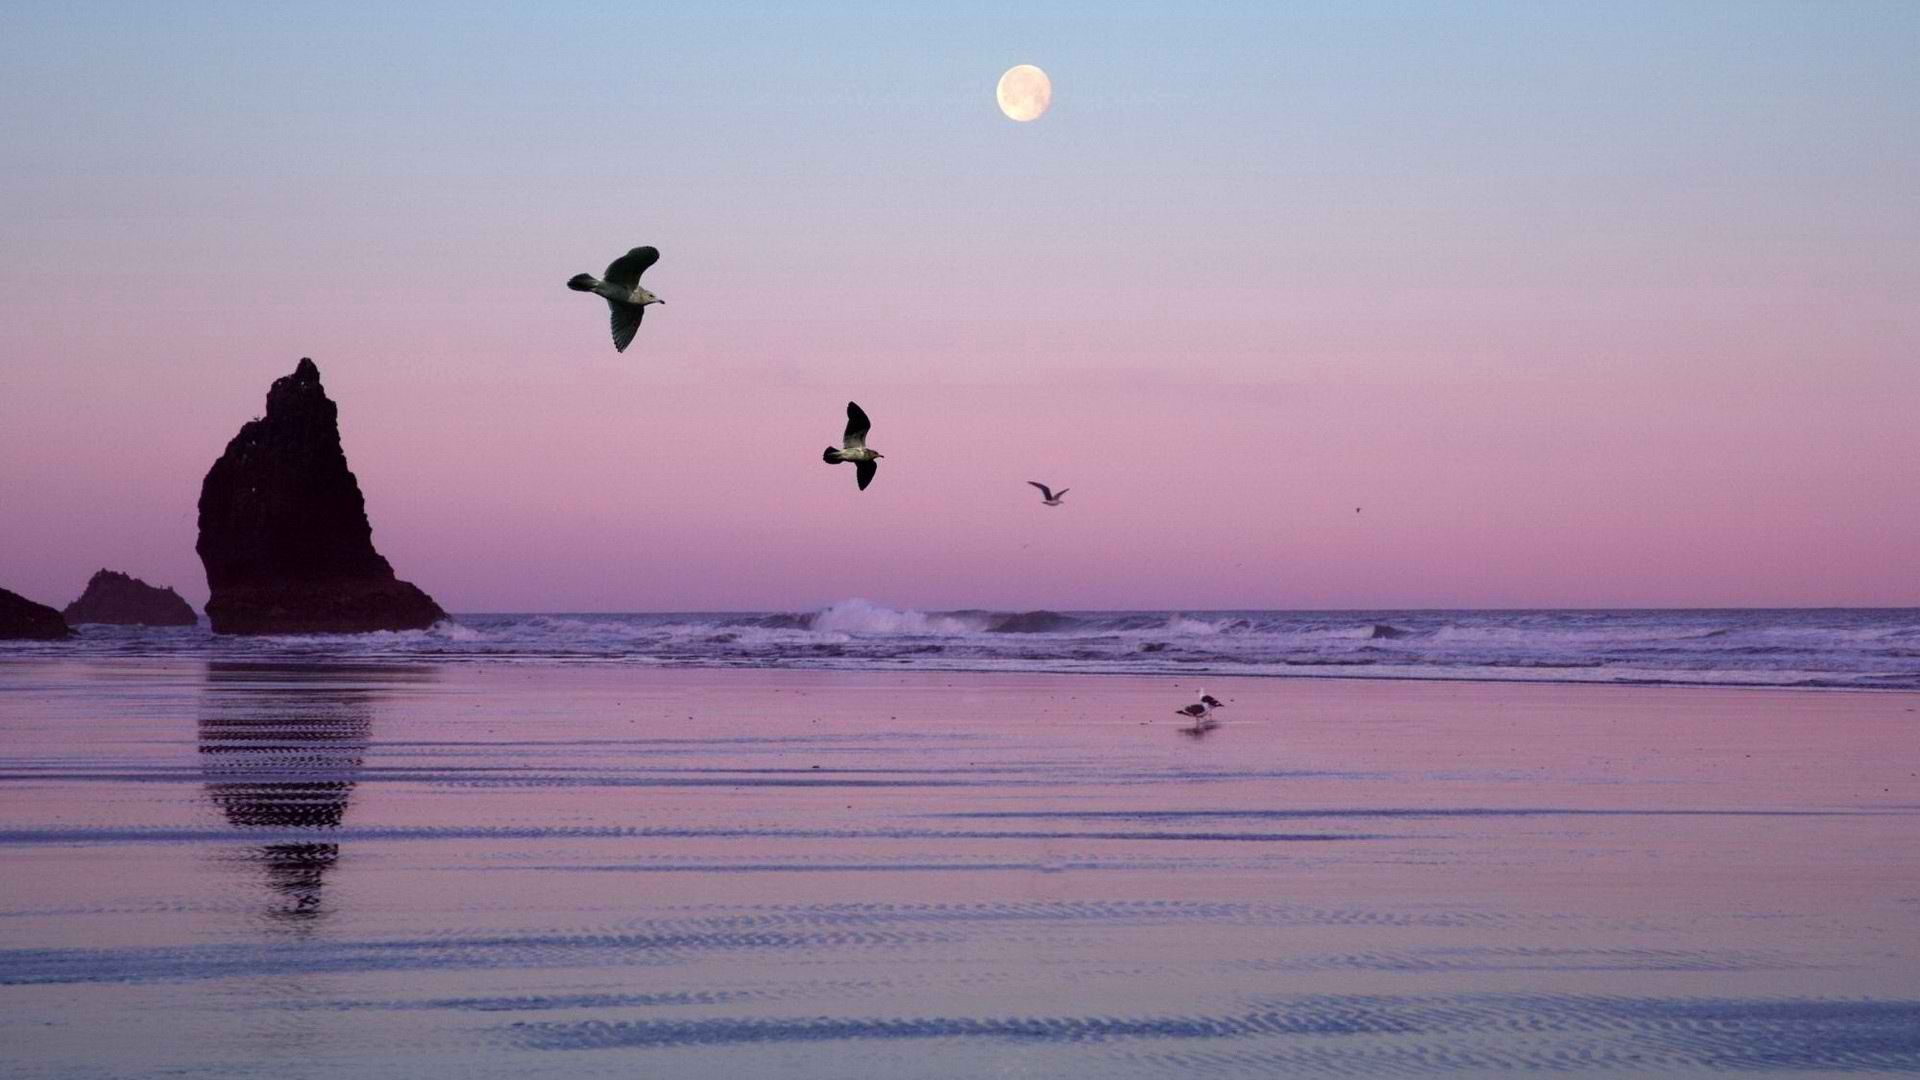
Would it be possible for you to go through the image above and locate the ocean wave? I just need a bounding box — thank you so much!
[984,610,1079,634]
[808,599,982,637]
[725,613,813,631]
[7,606,1917,690]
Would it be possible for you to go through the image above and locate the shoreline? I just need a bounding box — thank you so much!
[5,651,1919,695]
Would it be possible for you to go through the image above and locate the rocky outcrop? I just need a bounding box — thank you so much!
[1368,623,1413,639]
[63,569,198,626]
[196,358,445,635]
[0,588,73,640]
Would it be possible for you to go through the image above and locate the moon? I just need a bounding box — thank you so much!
[996,64,1052,122]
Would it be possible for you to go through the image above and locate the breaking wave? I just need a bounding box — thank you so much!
[7,605,1917,690]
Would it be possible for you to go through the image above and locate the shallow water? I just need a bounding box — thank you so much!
[2,660,1918,1077]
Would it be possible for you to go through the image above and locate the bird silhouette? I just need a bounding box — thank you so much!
[567,246,666,352]
[1027,482,1069,507]
[822,401,883,490]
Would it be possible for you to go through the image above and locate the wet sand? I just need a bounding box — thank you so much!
[2,660,1918,1077]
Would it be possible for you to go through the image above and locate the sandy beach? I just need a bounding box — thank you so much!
[2,660,1917,1077]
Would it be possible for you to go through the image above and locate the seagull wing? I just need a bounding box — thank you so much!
[1053,488,1068,500]
[609,300,644,352]
[1027,482,1055,501]
[843,401,871,450]
[854,459,877,491]
[603,246,660,288]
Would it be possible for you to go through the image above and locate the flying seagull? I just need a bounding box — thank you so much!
[567,245,666,352]
[822,401,883,490]
[1027,482,1069,507]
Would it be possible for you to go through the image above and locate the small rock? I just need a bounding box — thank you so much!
[0,588,73,640]
[63,569,198,626]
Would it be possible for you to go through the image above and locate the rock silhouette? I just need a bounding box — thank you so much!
[196,358,445,635]
[63,569,198,626]
[0,587,73,640]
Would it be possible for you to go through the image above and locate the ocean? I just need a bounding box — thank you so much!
[11,604,1920,690]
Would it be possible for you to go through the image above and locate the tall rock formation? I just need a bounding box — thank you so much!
[0,587,73,640]
[196,358,445,635]
[63,569,199,626]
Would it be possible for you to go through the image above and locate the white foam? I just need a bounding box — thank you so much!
[808,599,983,637]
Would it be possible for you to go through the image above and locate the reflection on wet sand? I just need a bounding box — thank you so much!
[5,664,1917,1078]
[197,663,432,922]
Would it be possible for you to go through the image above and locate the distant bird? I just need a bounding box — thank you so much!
[1175,693,1225,722]
[567,246,666,352]
[1027,482,1069,507]
[822,401,883,490]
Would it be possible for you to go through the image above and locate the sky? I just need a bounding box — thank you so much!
[1,1,1916,612]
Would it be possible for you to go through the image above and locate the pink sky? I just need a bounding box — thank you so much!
[2,4,1916,611]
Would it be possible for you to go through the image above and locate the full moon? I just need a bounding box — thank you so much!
[996,64,1052,122]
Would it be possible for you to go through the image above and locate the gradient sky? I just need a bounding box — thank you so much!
[2,2,1916,612]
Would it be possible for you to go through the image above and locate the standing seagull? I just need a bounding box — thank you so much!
[1175,693,1225,722]
[1027,482,1069,507]
[823,401,883,490]
[567,245,666,353]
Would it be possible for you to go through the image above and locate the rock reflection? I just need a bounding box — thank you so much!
[197,662,429,923]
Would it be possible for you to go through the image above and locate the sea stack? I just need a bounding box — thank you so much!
[63,570,198,626]
[196,358,445,635]
[0,587,73,640]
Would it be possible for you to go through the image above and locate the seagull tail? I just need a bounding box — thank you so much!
[566,274,596,292]
[822,446,842,464]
